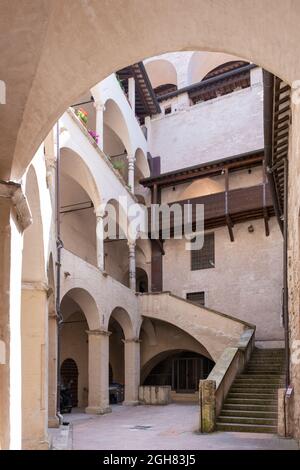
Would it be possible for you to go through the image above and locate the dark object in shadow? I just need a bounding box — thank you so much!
[109,382,124,404]
[60,381,73,414]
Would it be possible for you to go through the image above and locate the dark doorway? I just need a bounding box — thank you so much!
[61,358,79,407]
[143,351,214,393]
[136,267,148,293]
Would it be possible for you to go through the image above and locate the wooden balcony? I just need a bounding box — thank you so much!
[148,183,274,239]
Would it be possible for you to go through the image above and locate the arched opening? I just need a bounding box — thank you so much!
[202,60,250,81]
[145,58,178,90]
[104,98,132,184]
[104,198,131,287]
[60,147,101,267]
[136,267,148,293]
[140,318,215,399]
[187,52,245,85]
[60,288,100,410]
[60,358,79,408]
[142,350,214,393]
[108,307,134,404]
[134,148,150,199]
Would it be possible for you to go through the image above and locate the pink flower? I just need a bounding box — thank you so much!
[88,129,99,144]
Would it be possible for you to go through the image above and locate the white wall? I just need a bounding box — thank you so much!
[149,79,263,172]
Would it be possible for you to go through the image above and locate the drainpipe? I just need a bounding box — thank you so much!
[55,120,64,421]
[283,157,290,388]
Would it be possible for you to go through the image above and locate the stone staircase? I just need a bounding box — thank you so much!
[216,348,285,433]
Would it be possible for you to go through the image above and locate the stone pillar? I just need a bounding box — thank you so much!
[288,81,300,440]
[95,208,105,271]
[0,181,31,450]
[199,380,216,433]
[128,155,136,193]
[85,329,111,415]
[123,338,140,405]
[21,283,49,449]
[94,100,105,151]
[128,77,135,111]
[48,310,59,428]
[128,240,136,291]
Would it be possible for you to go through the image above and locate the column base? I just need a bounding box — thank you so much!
[48,416,60,428]
[22,438,50,450]
[122,400,139,406]
[85,406,112,415]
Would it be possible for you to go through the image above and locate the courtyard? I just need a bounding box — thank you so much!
[50,405,299,450]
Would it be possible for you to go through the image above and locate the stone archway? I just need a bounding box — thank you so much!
[108,307,139,405]
[2,1,300,182]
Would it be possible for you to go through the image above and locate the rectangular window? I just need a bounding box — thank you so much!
[191,232,215,270]
[164,105,172,115]
[186,291,205,306]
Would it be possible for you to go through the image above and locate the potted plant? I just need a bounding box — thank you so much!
[76,107,88,125]
[112,161,125,171]
[88,129,99,144]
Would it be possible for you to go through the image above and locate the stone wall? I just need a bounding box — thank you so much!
[287,98,300,440]
[149,76,263,173]
[163,218,284,343]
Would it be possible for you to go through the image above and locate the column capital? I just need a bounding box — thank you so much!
[127,154,136,164]
[86,329,111,337]
[0,181,32,231]
[94,100,105,112]
[22,281,49,293]
[122,337,141,344]
[127,239,136,248]
[94,207,106,219]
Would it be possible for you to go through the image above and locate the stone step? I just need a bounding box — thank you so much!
[225,398,278,405]
[245,368,285,373]
[230,384,278,393]
[223,403,277,412]
[239,374,285,379]
[234,380,284,386]
[231,383,281,389]
[220,409,278,418]
[247,363,285,367]
[217,415,277,426]
[228,392,277,399]
[216,422,277,433]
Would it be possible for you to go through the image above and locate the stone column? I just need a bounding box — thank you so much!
[21,283,49,449]
[128,240,136,291]
[128,77,135,111]
[95,208,105,271]
[0,181,31,450]
[85,329,111,415]
[123,338,140,405]
[94,100,105,151]
[127,155,136,193]
[48,310,59,428]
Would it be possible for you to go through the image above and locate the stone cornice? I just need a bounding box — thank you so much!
[22,281,49,292]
